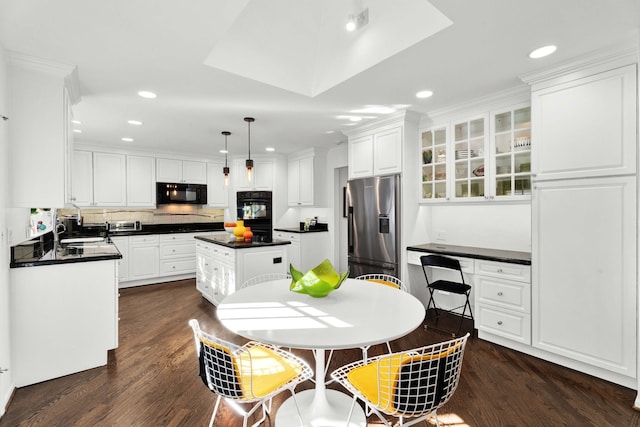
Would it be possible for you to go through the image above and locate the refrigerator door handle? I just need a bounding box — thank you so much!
[348,207,354,253]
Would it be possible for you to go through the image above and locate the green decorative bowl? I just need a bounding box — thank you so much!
[289,259,349,298]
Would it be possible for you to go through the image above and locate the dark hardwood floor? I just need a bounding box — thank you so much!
[1,279,638,426]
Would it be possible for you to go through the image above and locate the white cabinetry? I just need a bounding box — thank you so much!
[206,160,229,207]
[110,236,129,282]
[195,240,289,305]
[159,233,197,276]
[288,153,314,206]
[72,151,126,207]
[475,260,531,345]
[273,230,330,272]
[8,52,78,208]
[233,159,273,190]
[126,155,156,207]
[128,235,160,280]
[346,111,417,180]
[156,158,207,184]
[524,58,637,387]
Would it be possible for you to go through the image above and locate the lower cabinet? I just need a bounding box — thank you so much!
[110,236,129,282]
[160,233,197,275]
[273,230,330,272]
[195,240,289,305]
[128,235,160,281]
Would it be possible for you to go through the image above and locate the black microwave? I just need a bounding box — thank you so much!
[156,183,207,205]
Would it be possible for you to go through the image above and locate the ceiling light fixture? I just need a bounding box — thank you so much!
[244,117,255,181]
[346,8,369,32]
[72,120,81,125]
[349,116,363,122]
[128,120,143,125]
[529,45,557,59]
[137,91,157,99]
[416,90,434,99]
[122,137,134,142]
[73,129,82,133]
[265,147,275,152]
[221,131,231,187]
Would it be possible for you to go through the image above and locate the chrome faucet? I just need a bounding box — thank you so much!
[71,202,82,225]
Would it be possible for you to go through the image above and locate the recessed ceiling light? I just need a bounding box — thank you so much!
[219,149,228,154]
[73,129,82,133]
[351,105,397,114]
[122,137,134,142]
[137,91,157,99]
[128,120,143,125]
[265,147,275,152]
[349,116,362,122]
[325,130,335,134]
[416,90,434,99]
[72,120,82,125]
[529,45,557,59]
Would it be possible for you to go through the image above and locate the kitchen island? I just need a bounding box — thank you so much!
[194,233,290,305]
[9,234,121,387]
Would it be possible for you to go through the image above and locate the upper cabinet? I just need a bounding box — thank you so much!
[288,151,315,206]
[233,159,273,191]
[126,155,156,207]
[206,161,229,207]
[156,158,207,184]
[72,151,127,207]
[7,52,80,208]
[529,64,636,181]
[420,103,531,203]
[346,111,418,180]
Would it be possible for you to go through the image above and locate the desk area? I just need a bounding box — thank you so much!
[217,278,425,426]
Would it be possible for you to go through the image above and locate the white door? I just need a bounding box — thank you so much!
[348,134,373,179]
[207,161,228,207]
[532,176,636,378]
[93,152,126,206]
[182,161,207,184]
[373,126,402,176]
[127,156,156,207]
[71,150,94,206]
[129,244,160,280]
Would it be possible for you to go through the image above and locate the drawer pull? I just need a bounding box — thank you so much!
[497,268,503,273]
[497,320,503,326]
[497,291,503,296]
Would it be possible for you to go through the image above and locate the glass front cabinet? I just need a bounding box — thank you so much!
[420,103,531,203]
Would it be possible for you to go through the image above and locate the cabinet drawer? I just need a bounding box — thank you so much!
[477,304,531,345]
[476,276,530,313]
[161,242,195,258]
[411,251,473,273]
[161,258,195,275]
[129,235,159,245]
[274,232,300,242]
[211,246,234,261]
[475,260,530,282]
[160,233,194,242]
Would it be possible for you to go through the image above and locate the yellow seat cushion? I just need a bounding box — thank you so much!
[346,344,461,413]
[369,278,400,289]
[237,345,302,398]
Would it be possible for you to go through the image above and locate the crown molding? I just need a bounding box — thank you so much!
[342,109,421,136]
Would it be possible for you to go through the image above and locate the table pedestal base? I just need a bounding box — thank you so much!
[275,389,366,427]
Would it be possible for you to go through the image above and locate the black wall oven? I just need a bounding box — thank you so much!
[236,191,272,242]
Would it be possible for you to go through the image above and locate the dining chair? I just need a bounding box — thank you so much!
[355,274,409,358]
[420,254,473,337]
[188,319,312,427]
[331,333,470,427]
[240,272,292,289]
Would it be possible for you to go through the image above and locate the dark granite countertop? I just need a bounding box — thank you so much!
[406,243,531,265]
[194,233,291,249]
[274,222,329,234]
[10,233,122,268]
[78,222,224,237]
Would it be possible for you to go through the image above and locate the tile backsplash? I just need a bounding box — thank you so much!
[58,205,224,225]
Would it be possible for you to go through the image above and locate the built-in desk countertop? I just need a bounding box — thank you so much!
[407,243,531,265]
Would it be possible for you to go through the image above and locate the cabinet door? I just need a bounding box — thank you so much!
[253,160,273,190]
[420,126,448,201]
[127,155,156,207]
[287,160,300,206]
[156,158,182,182]
[93,152,126,206]
[110,236,129,282]
[71,150,94,206]
[128,244,160,280]
[298,157,314,205]
[348,134,373,179]
[207,161,228,207]
[532,176,636,378]
[451,116,487,200]
[182,161,207,184]
[373,126,402,176]
[531,64,636,181]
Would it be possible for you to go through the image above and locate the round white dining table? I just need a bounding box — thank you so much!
[216,278,425,427]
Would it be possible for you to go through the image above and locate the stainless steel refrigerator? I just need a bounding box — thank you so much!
[347,174,400,277]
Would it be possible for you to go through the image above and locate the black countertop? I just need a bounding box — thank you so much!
[274,222,329,234]
[10,233,122,268]
[406,243,531,265]
[79,222,224,237]
[194,233,291,249]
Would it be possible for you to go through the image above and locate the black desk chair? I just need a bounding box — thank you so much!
[420,254,473,337]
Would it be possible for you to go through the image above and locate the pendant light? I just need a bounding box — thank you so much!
[244,117,255,180]
[221,131,231,187]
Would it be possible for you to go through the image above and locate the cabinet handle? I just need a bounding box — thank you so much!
[497,291,503,296]
[172,266,176,269]
[497,321,503,326]
[172,249,176,253]
[497,268,503,273]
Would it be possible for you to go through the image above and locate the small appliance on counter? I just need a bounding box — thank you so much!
[106,221,142,233]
